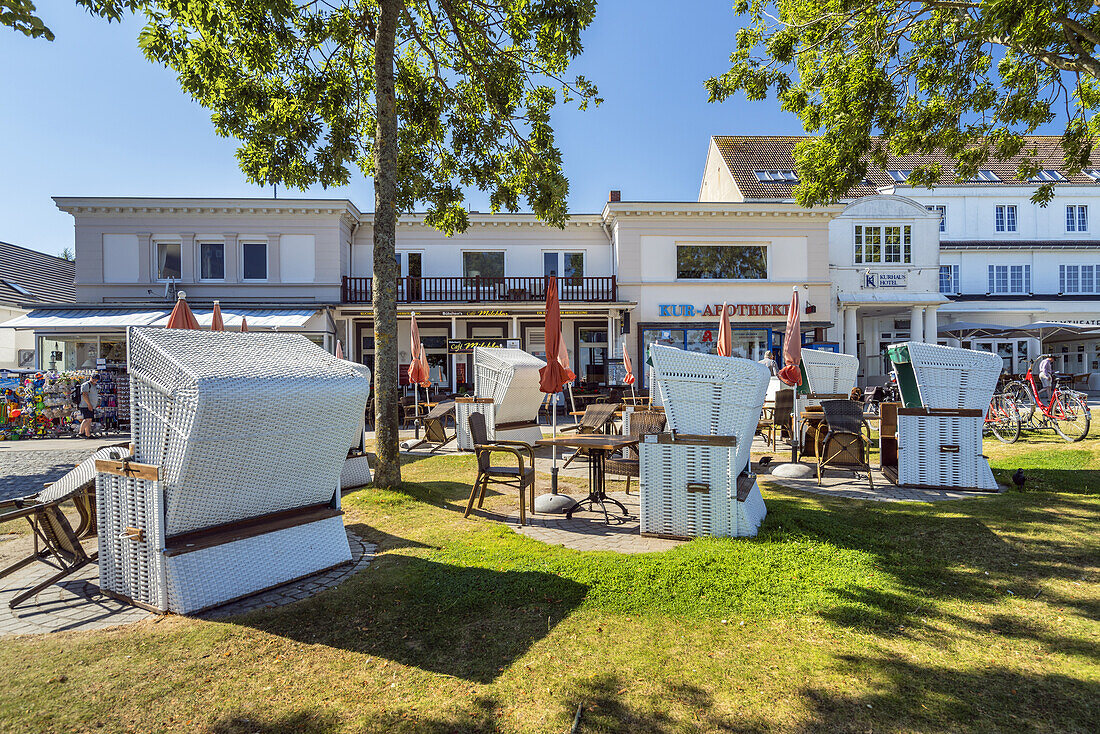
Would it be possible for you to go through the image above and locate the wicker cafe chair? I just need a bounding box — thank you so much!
[464,412,536,526]
[605,410,666,494]
[0,445,129,608]
[757,389,794,448]
[559,402,621,469]
[815,400,874,488]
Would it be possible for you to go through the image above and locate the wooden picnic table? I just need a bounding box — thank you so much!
[536,435,638,521]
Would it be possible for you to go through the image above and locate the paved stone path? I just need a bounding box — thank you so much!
[0,437,128,501]
[759,463,1005,501]
[0,530,375,636]
[483,490,685,554]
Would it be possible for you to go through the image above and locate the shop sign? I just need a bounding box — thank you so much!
[658,303,788,318]
[447,338,521,354]
[862,271,907,289]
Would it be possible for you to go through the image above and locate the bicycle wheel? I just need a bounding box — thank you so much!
[986,395,1020,444]
[1051,392,1091,442]
[1004,381,1037,428]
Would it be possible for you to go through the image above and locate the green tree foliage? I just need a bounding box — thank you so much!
[132,0,599,486]
[708,0,1100,206]
[1,1,139,40]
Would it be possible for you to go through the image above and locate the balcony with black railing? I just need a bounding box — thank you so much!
[341,275,617,303]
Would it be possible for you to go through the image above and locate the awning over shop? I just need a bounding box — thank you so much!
[150,308,320,329]
[837,292,950,306]
[1,308,168,329]
[2,307,324,331]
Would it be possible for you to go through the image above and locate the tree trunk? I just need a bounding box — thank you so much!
[371,0,401,488]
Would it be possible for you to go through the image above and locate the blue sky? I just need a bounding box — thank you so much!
[1,2,806,256]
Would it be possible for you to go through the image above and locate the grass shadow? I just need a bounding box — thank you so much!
[226,555,588,683]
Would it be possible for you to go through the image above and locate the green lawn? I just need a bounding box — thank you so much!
[0,435,1097,733]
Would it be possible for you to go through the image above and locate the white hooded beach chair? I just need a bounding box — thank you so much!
[883,342,1001,491]
[456,347,546,450]
[639,344,770,538]
[798,348,859,404]
[95,328,371,614]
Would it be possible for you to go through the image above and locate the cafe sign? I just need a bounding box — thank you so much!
[658,303,788,318]
[861,271,907,289]
[447,338,521,354]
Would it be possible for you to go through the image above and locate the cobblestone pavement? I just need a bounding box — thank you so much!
[0,531,375,636]
[761,466,1004,501]
[479,491,685,553]
[0,437,129,502]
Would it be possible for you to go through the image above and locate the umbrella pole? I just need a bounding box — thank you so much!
[551,396,559,494]
[413,382,420,440]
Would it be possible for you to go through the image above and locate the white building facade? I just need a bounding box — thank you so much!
[5,134,1098,392]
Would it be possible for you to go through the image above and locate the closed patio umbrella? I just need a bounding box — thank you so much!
[622,341,636,399]
[408,312,431,438]
[239,316,249,333]
[165,291,200,330]
[537,276,576,511]
[716,302,733,357]
[778,287,802,388]
[335,340,344,359]
[777,287,803,465]
[210,301,225,331]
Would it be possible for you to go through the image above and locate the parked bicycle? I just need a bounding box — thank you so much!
[984,391,1021,444]
[1003,356,1091,442]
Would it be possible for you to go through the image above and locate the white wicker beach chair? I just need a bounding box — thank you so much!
[455,347,547,450]
[887,342,1001,491]
[638,345,770,538]
[798,349,858,406]
[96,328,371,614]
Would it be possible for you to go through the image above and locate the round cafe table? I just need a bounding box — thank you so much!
[536,434,637,522]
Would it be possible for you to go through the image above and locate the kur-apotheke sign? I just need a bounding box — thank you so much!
[862,271,908,289]
[447,338,521,354]
[658,303,789,318]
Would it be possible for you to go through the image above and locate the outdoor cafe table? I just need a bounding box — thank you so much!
[536,435,638,521]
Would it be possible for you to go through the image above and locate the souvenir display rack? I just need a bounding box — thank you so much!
[0,368,129,440]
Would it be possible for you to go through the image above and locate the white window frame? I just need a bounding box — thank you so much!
[1066,204,1088,233]
[939,264,959,294]
[1059,264,1099,294]
[674,243,770,281]
[926,205,947,233]
[542,250,586,280]
[197,241,226,282]
[995,204,1018,233]
[240,240,269,281]
[461,250,507,279]
[988,264,1030,294]
[854,225,912,264]
[154,240,182,282]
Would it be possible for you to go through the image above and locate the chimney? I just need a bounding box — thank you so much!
[608,190,621,202]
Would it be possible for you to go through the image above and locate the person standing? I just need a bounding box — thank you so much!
[1038,355,1054,402]
[78,374,100,439]
[759,350,779,376]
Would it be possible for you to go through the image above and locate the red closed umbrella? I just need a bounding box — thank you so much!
[622,342,635,385]
[716,302,733,357]
[165,292,200,330]
[210,301,225,331]
[539,277,575,393]
[239,316,249,332]
[408,313,430,388]
[335,340,344,359]
[778,287,803,387]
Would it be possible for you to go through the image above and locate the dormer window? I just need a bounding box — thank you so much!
[753,170,799,182]
[1028,170,1066,182]
[971,170,1002,182]
[887,170,911,183]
